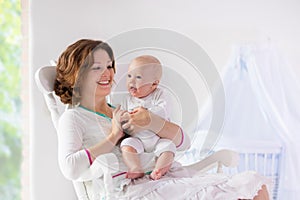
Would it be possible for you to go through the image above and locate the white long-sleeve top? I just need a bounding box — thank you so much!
[57,106,123,181]
[121,87,170,120]
[120,88,174,153]
[121,87,190,151]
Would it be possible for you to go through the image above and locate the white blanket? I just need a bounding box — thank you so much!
[92,162,271,200]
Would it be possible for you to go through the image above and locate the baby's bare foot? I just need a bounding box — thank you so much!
[150,164,171,180]
[150,169,162,180]
[126,171,144,179]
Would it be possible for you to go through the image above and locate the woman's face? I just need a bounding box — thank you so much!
[81,49,114,100]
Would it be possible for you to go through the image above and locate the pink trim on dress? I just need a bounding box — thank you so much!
[176,127,184,148]
[85,149,93,165]
[112,172,127,178]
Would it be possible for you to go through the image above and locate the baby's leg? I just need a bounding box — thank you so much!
[150,139,176,180]
[121,138,144,179]
[122,146,144,179]
[150,151,174,180]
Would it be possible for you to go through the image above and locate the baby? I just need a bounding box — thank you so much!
[120,55,176,180]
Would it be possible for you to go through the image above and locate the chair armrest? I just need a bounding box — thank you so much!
[184,149,239,174]
[75,153,119,182]
[73,153,119,198]
[72,181,90,200]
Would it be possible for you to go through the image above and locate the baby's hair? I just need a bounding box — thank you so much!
[131,55,162,80]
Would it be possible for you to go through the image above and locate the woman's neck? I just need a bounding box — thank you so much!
[80,96,108,113]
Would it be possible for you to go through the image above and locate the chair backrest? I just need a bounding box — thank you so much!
[35,66,89,199]
[35,66,56,94]
[35,66,66,130]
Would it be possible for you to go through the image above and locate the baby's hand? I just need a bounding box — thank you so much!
[121,107,151,135]
[120,111,130,124]
[120,112,133,135]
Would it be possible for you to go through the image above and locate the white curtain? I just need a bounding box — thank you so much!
[191,43,300,198]
[238,43,300,198]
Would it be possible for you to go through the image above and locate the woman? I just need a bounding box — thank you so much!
[54,39,270,199]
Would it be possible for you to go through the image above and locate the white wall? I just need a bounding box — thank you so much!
[30,0,300,199]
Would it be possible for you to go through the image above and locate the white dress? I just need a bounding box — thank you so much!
[57,106,271,200]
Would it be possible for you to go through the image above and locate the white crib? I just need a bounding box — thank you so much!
[215,140,282,200]
[181,139,282,199]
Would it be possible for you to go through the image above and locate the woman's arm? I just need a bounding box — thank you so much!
[58,111,91,180]
[87,133,122,162]
[58,106,124,180]
[87,105,125,161]
[125,107,190,148]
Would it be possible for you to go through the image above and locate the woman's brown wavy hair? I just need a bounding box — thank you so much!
[54,39,115,105]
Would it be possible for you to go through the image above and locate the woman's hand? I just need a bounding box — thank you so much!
[122,106,186,148]
[88,105,128,160]
[120,107,148,135]
[110,105,126,144]
[121,106,165,135]
[129,107,151,127]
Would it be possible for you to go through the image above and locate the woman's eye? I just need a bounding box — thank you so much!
[136,76,142,79]
[92,66,102,70]
[127,74,132,78]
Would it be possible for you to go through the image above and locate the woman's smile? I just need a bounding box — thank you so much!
[97,79,111,87]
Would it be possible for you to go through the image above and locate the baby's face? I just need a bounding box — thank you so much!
[126,61,158,98]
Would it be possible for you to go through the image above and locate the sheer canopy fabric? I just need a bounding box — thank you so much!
[195,43,300,198]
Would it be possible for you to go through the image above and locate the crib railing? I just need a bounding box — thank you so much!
[217,140,282,200]
[178,138,282,200]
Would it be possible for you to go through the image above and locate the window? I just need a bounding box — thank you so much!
[0,0,23,199]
